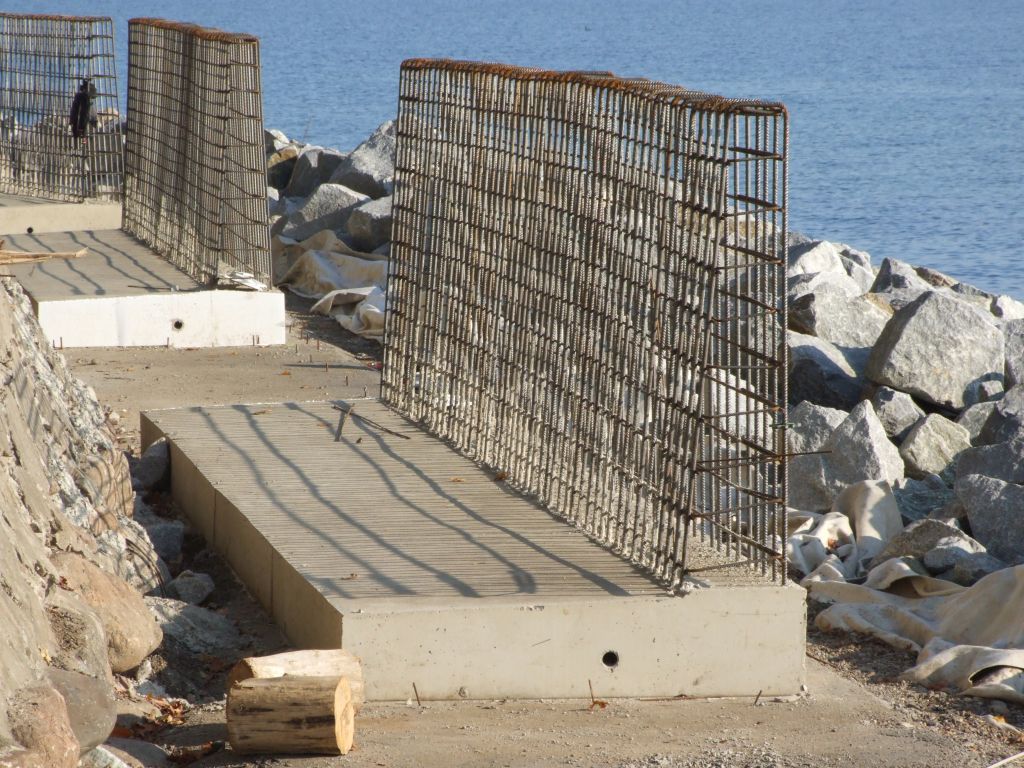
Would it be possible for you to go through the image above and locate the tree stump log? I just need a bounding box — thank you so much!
[226,675,354,755]
[227,648,364,711]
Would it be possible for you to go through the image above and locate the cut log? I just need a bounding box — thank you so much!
[227,648,364,711]
[227,675,354,755]
[0,247,88,265]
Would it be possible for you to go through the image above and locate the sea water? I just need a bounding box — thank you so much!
[5,0,1023,296]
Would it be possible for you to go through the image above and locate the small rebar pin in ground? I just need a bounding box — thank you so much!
[589,679,595,706]
[753,689,762,706]
[334,405,353,441]
[413,682,421,706]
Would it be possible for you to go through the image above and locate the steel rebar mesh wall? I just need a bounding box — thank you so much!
[122,18,271,288]
[383,60,788,586]
[0,13,122,202]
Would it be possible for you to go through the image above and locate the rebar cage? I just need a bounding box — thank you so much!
[0,13,122,202]
[383,60,789,586]
[123,18,271,288]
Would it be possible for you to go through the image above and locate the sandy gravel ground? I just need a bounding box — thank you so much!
[70,296,1024,768]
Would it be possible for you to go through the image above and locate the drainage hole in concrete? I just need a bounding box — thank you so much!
[602,650,619,669]
[172,319,184,331]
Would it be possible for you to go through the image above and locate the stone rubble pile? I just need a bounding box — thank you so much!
[785,233,1024,703]
[0,280,251,767]
[264,124,396,338]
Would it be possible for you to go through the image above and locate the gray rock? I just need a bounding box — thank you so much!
[866,291,1004,410]
[145,597,242,655]
[836,243,872,271]
[899,414,971,480]
[956,437,1024,483]
[874,519,977,567]
[964,378,1004,407]
[288,183,367,227]
[329,120,396,198]
[1003,318,1024,387]
[47,668,116,754]
[782,403,847,512]
[132,438,169,491]
[922,538,988,573]
[347,195,393,252]
[992,294,1024,321]
[104,738,171,768]
[939,551,1007,586]
[956,474,1024,564]
[266,145,299,190]
[787,401,847,454]
[788,331,865,410]
[927,498,967,527]
[787,270,862,304]
[788,454,832,512]
[79,746,139,768]
[893,477,955,522]
[836,244,874,292]
[785,402,845,511]
[165,570,214,605]
[869,258,934,310]
[841,259,875,293]
[913,265,959,289]
[280,209,359,245]
[824,400,904,493]
[958,401,998,445]
[786,240,845,277]
[789,291,891,349]
[284,145,348,199]
[133,501,184,566]
[264,128,290,156]
[871,386,925,443]
[980,383,1024,444]
[950,280,997,303]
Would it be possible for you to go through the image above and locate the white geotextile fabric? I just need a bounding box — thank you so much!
[790,480,1024,704]
[279,238,388,339]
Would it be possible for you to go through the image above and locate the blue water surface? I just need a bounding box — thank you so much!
[6,0,1023,296]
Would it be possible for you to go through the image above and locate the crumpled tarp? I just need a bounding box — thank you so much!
[278,235,388,339]
[811,565,1024,704]
[791,480,1024,704]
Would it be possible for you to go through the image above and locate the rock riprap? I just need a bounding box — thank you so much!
[782,228,1024,704]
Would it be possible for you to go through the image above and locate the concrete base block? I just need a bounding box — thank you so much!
[340,589,806,701]
[2,228,284,348]
[0,196,121,235]
[143,402,807,702]
[36,289,286,348]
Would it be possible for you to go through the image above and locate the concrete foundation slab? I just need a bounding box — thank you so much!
[142,399,806,701]
[0,194,121,235]
[2,229,285,348]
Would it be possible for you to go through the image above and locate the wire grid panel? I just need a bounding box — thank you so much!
[123,19,271,288]
[383,60,788,586]
[0,13,122,202]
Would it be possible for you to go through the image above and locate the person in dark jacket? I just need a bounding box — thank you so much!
[69,78,97,139]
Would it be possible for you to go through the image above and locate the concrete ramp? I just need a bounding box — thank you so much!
[142,399,806,701]
[1,228,284,348]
